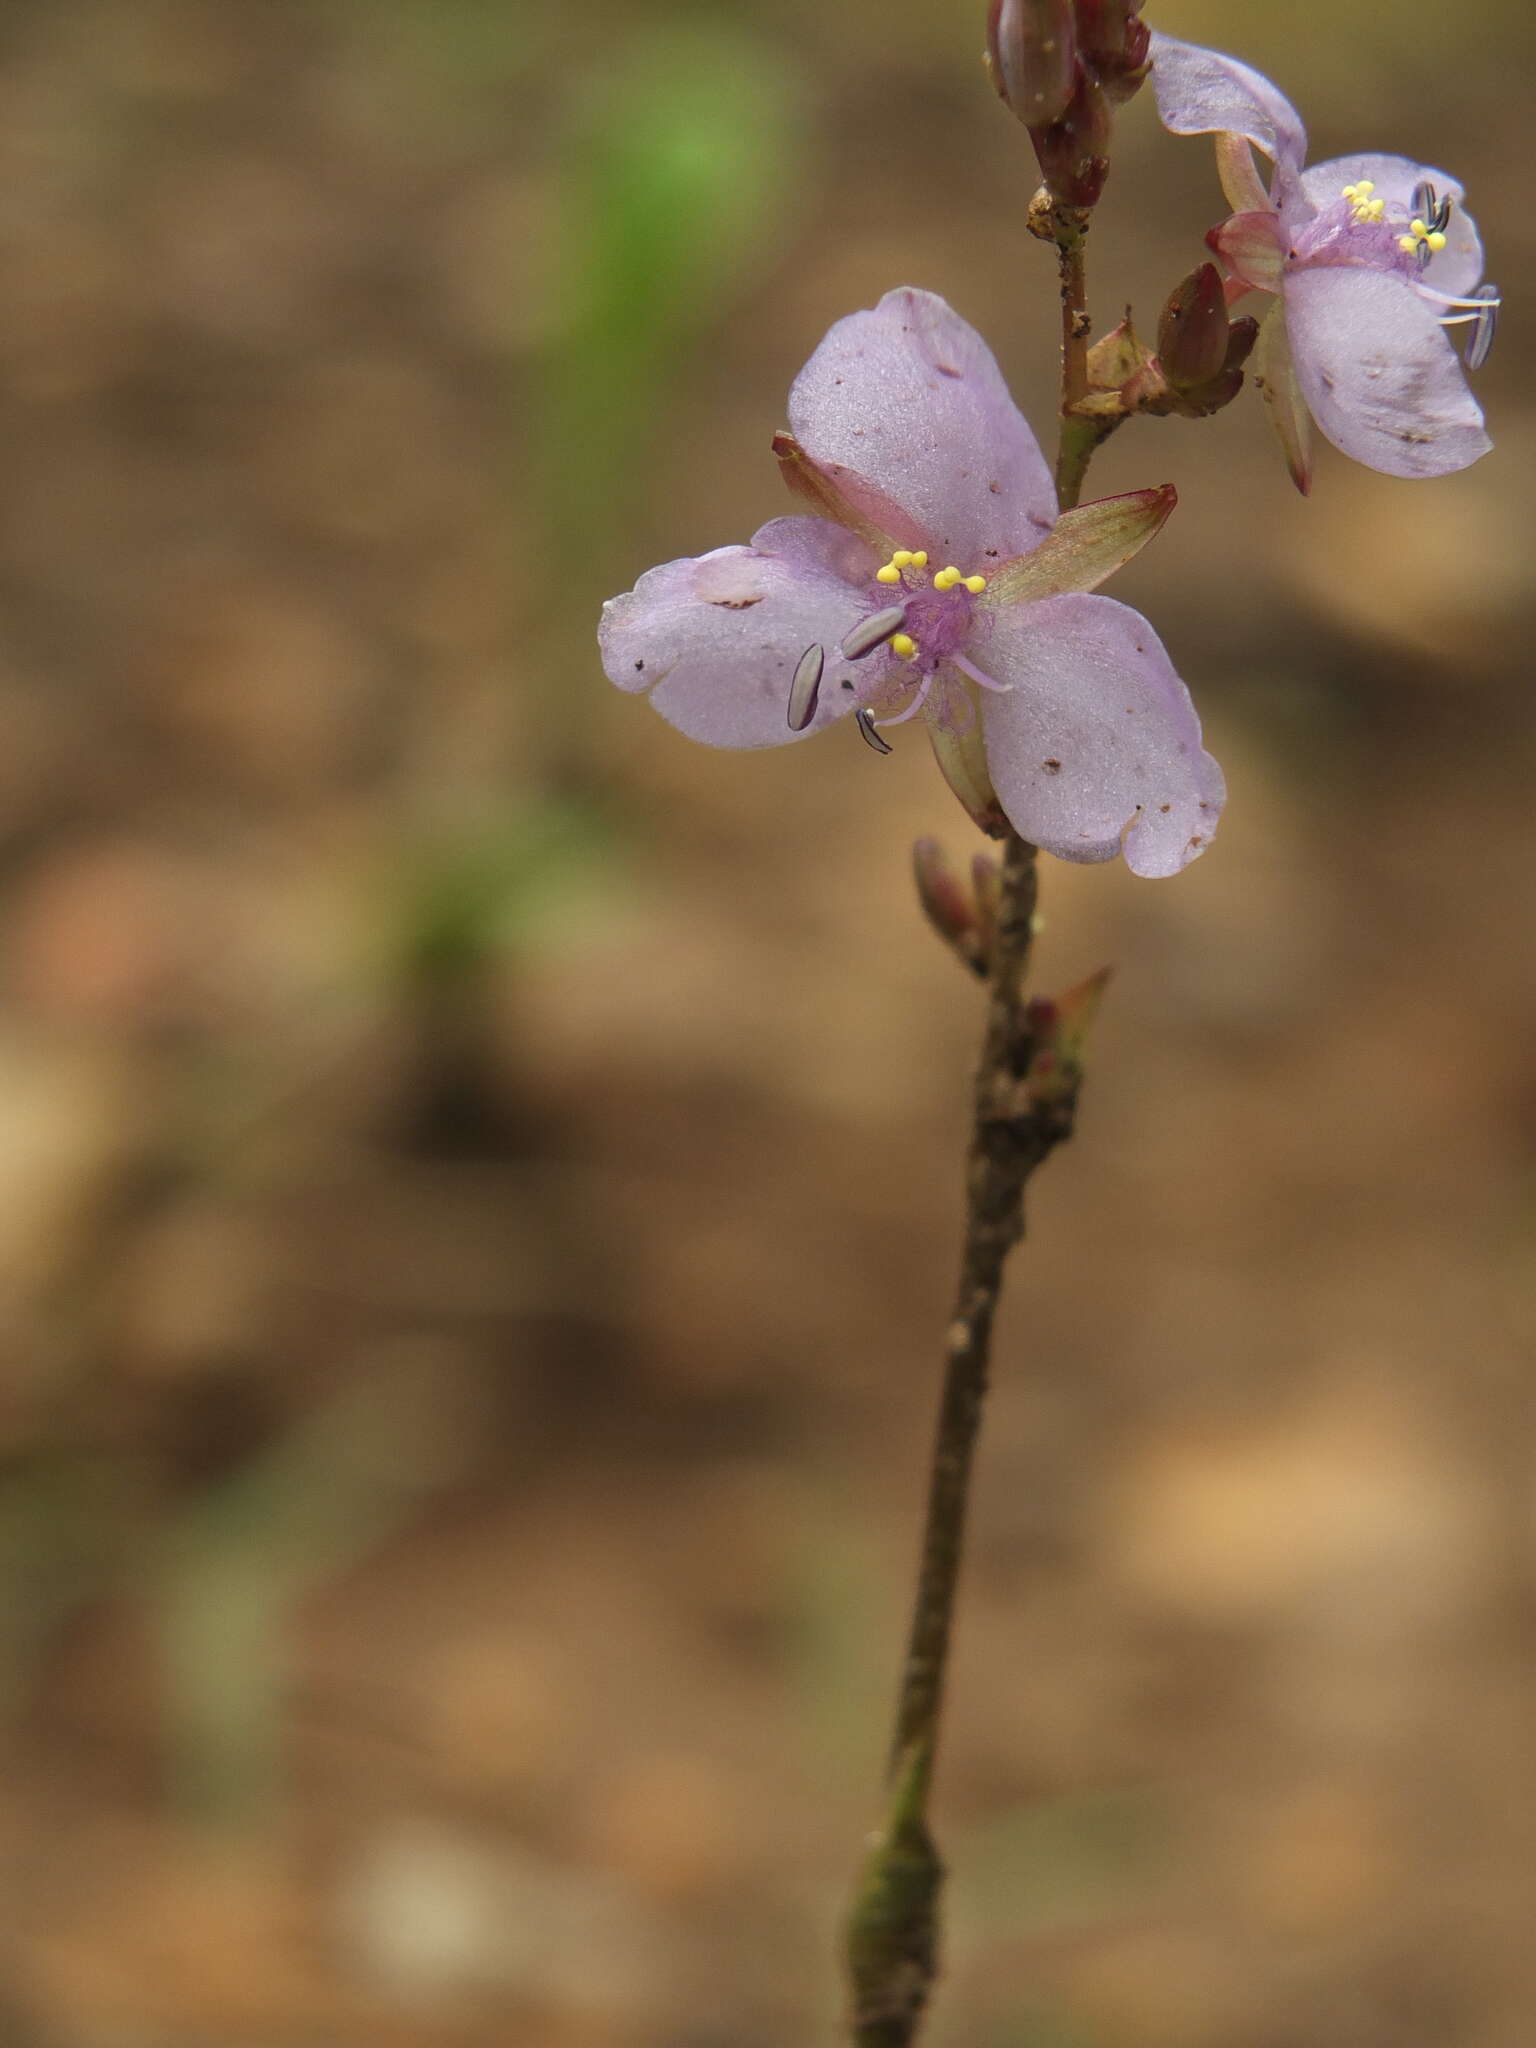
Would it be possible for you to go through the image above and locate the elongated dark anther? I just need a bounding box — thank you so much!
[855,708,893,756]
[840,604,909,661]
[1465,282,1499,371]
[787,643,824,731]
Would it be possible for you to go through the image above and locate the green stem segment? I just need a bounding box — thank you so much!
[844,217,1103,2048]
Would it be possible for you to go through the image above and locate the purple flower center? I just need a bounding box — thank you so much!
[1285,176,1501,365]
[1290,193,1420,282]
[882,578,977,667]
[854,550,987,676]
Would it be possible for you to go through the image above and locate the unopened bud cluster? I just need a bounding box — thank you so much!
[985,0,1148,206]
[1072,265,1258,428]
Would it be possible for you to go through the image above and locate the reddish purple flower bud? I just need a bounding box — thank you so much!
[913,837,977,957]
[970,853,1000,971]
[1157,262,1231,390]
[1075,0,1150,104]
[1029,68,1112,208]
[986,0,1078,128]
[1223,315,1259,373]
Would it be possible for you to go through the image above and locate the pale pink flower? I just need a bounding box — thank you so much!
[599,290,1223,878]
[1151,32,1496,487]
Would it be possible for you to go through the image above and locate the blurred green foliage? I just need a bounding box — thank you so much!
[537,27,804,553]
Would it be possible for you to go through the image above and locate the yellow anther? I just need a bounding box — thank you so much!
[932,565,963,591]
[892,549,913,567]
[909,550,928,568]
[1410,217,1427,238]
[1426,229,1447,251]
[876,563,902,584]
[1344,182,1385,224]
[890,632,918,660]
[1398,234,1418,253]
[963,574,987,594]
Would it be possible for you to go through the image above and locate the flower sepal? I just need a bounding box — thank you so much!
[985,484,1175,606]
[1206,210,1287,294]
[926,703,1009,839]
[771,431,906,552]
[1251,300,1313,494]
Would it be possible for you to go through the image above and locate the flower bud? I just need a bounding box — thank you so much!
[1074,0,1150,103]
[985,0,1078,128]
[1029,67,1112,209]
[970,853,1000,972]
[912,838,985,975]
[1157,263,1230,391]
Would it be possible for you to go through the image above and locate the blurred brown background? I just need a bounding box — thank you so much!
[0,1,1533,2043]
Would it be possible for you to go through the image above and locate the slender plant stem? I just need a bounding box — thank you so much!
[1053,213,1096,513]
[1057,225,1091,417]
[844,216,1102,2048]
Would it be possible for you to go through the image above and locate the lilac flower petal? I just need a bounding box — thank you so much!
[787,288,1056,566]
[1149,32,1306,179]
[1284,266,1491,478]
[598,517,878,747]
[979,594,1224,877]
[1303,153,1484,298]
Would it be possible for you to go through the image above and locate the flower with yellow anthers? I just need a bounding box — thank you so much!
[1151,31,1497,486]
[601,289,1225,877]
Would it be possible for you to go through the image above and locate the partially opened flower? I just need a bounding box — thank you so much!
[599,290,1224,878]
[1149,32,1497,488]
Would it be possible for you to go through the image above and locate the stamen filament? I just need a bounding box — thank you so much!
[875,674,935,728]
[953,653,1013,696]
[1416,281,1501,311]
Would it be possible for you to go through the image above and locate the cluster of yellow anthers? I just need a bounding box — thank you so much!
[873,550,989,662]
[1342,179,1386,224]
[875,550,987,594]
[875,548,926,583]
[1399,215,1448,257]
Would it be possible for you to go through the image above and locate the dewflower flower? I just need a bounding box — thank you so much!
[1150,32,1496,488]
[599,290,1223,878]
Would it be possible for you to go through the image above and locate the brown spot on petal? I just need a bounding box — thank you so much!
[711,596,761,610]
[634,659,645,671]
[1187,834,1205,849]
[1159,803,1171,813]
[1043,759,1061,774]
